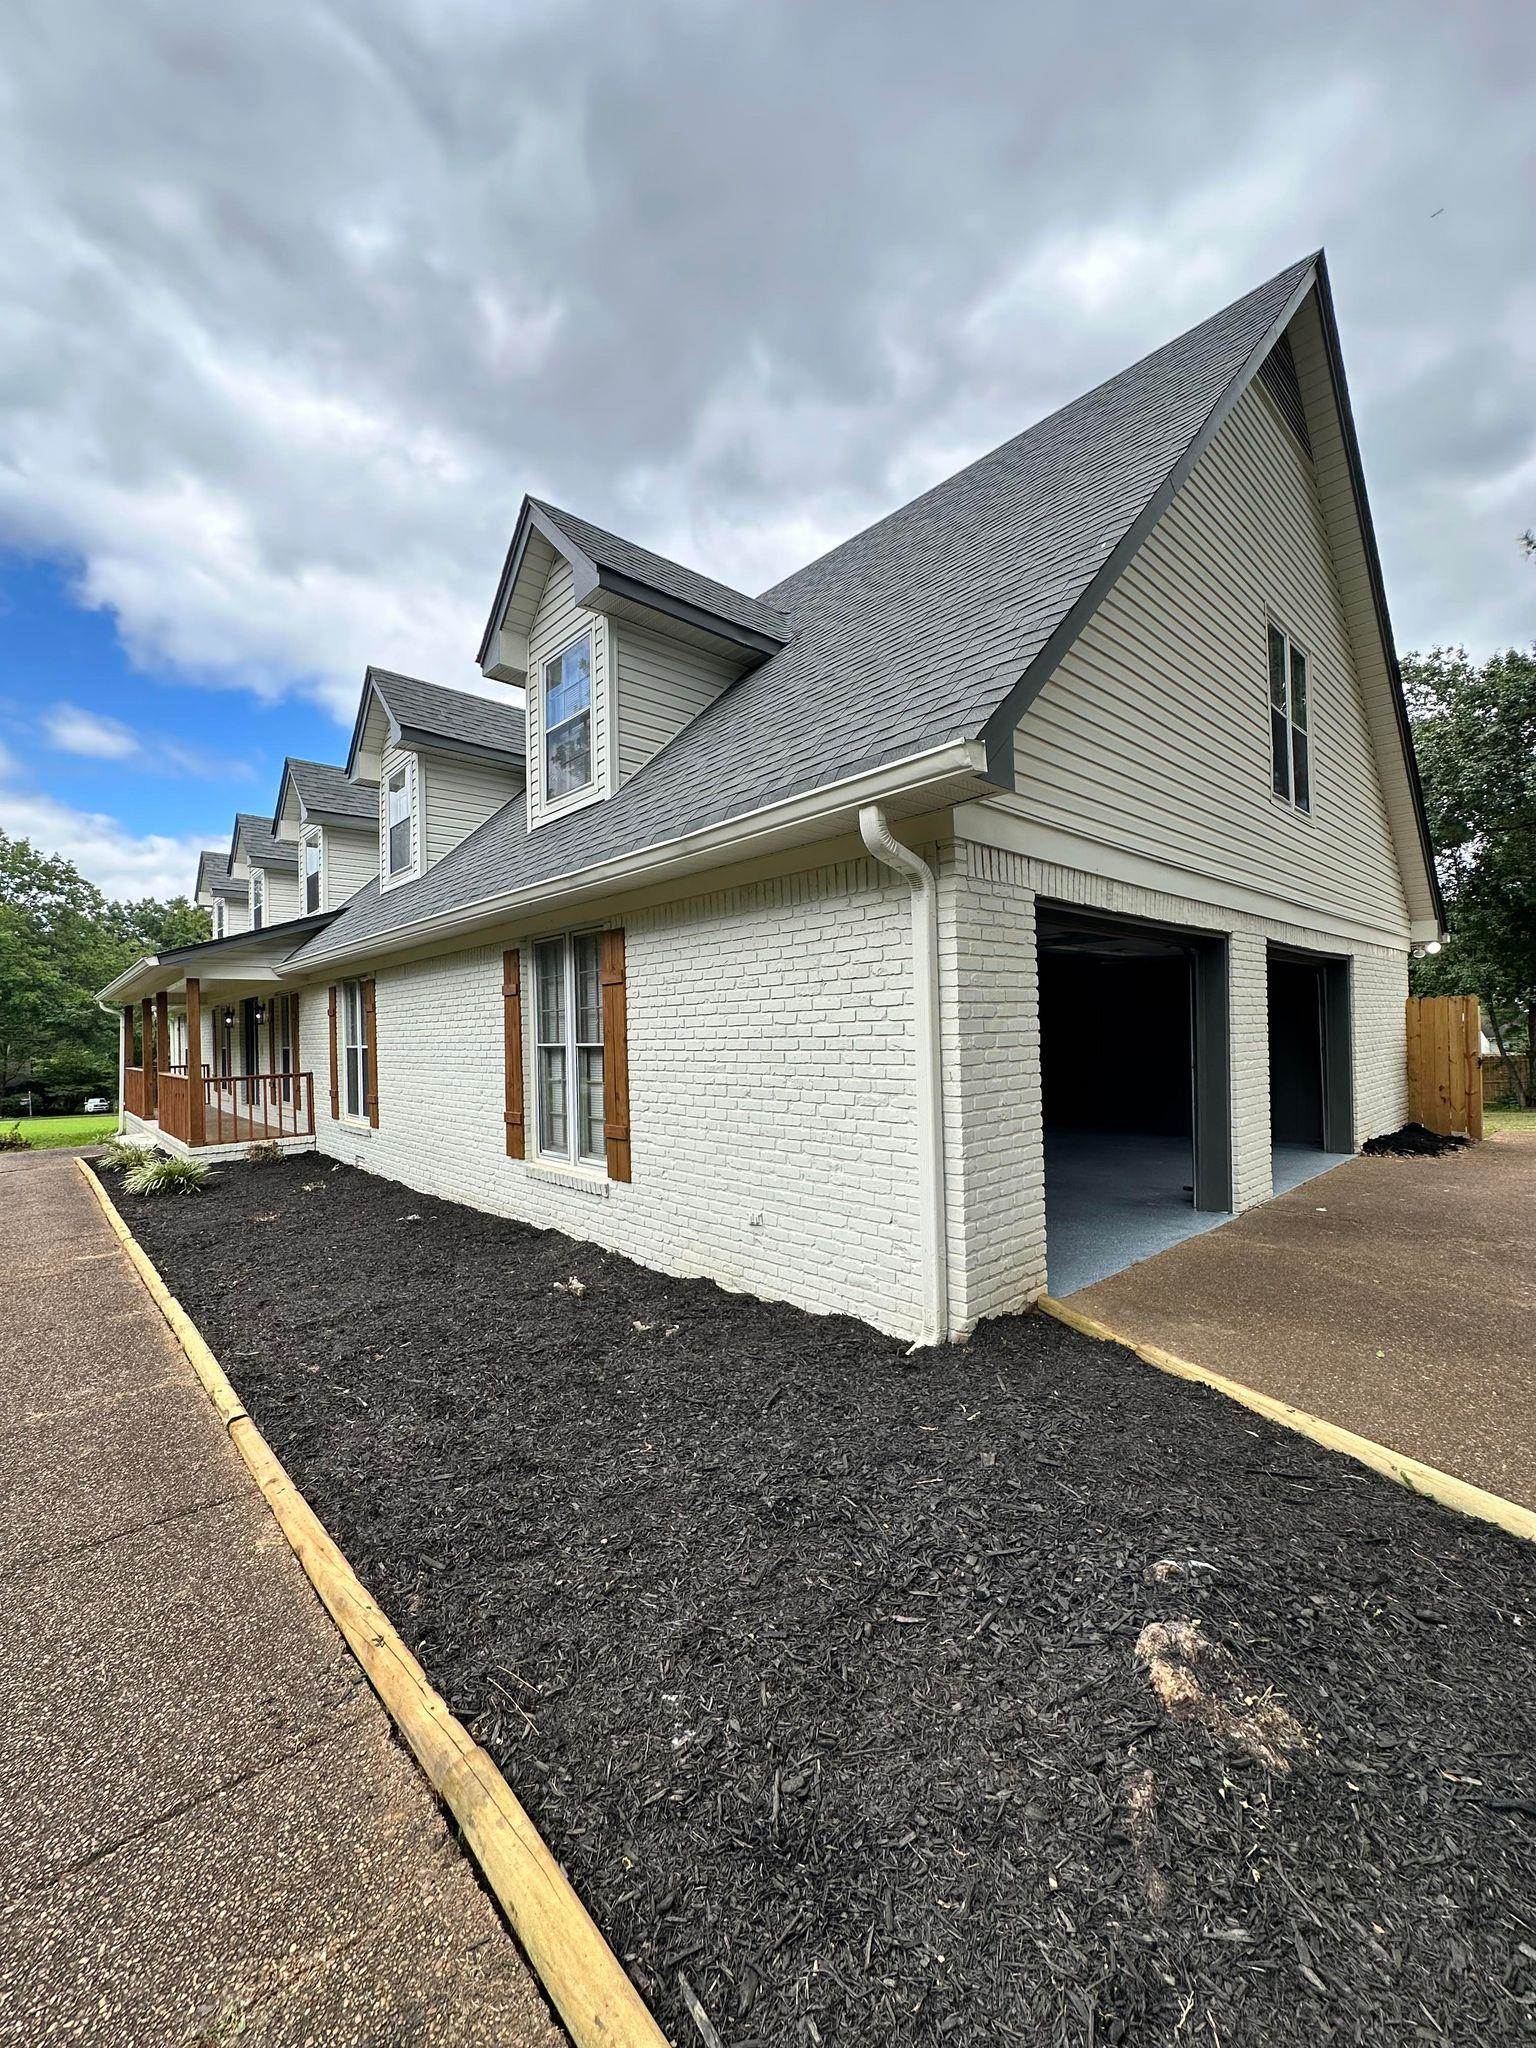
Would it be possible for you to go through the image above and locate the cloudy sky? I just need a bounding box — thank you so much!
[1,0,1532,897]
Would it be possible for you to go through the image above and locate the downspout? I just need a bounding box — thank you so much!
[859,805,949,1346]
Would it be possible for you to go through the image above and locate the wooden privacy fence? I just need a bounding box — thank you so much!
[1483,1053,1531,1111]
[1406,996,1483,1139]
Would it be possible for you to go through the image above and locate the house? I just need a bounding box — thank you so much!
[101,251,1443,1339]
[194,848,250,940]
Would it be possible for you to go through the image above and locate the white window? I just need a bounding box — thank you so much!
[1268,622,1311,813]
[543,633,593,801]
[342,978,370,1119]
[214,900,226,939]
[250,870,265,930]
[534,933,604,1164]
[386,764,413,877]
[303,831,322,913]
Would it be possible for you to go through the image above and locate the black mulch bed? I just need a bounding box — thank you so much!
[123,1157,1536,2047]
[1361,1123,1471,1159]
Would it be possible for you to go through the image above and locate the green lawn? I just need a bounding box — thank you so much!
[1484,1105,1536,1136]
[1,1113,119,1151]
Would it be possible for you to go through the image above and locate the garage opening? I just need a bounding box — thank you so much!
[1039,907,1232,1296]
[1267,947,1354,1193]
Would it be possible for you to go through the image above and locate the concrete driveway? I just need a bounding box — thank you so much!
[1065,1128,1536,1510]
[0,1148,562,2047]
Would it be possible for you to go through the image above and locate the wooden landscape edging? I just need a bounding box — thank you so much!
[1037,1292,1536,1546]
[75,1157,670,2048]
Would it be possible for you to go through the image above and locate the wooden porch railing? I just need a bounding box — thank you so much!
[202,1069,315,1146]
[124,1065,148,1118]
[157,1070,191,1144]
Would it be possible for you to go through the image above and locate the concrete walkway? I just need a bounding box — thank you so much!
[0,1149,561,2047]
[1067,1128,1536,1509]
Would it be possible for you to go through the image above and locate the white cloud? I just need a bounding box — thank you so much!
[37,698,257,781]
[41,702,139,760]
[0,780,214,899]
[0,0,1529,741]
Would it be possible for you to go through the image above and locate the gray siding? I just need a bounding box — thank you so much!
[321,823,376,908]
[1012,378,1411,938]
[615,620,739,784]
[422,750,522,868]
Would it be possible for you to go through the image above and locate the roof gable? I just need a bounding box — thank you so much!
[344,667,527,778]
[299,252,1440,963]
[275,756,379,829]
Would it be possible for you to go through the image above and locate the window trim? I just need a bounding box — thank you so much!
[532,931,605,1170]
[213,899,226,939]
[541,630,594,808]
[302,828,324,914]
[1266,618,1312,816]
[340,975,371,1123]
[249,869,265,930]
[381,755,420,888]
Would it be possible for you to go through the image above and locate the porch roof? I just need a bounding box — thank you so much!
[97,909,335,1007]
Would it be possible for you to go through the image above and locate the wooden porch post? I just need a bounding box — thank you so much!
[141,998,156,1113]
[155,990,170,1095]
[185,978,205,1148]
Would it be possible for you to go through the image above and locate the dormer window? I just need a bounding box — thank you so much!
[544,633,592,799]
[250,870,264,930]
[386,765,413,876]
[303,831,322,913]
[214,900,226,939]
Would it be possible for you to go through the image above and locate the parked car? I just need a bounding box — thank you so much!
[84,1096,112,1114]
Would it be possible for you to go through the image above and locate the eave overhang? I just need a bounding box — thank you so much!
[96,910,337,1008]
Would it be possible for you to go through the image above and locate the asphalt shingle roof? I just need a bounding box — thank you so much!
[195,849,227,897]
[531,500,790,642]
[283,757,378,825]
[235,812,300,872]
[294,256,1315,970]
[367,668,526,760]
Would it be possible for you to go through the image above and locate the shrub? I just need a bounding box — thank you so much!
[123,1153,210,1197]
[100,1135,155,1173]
[0,1123,30,1152]
[245,1140,283,1164]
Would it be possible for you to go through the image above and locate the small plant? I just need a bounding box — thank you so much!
[0,1123,30,1152]
[123,1153,210,1197]
[100,1134,155,1172]
[245,1141,283,1164]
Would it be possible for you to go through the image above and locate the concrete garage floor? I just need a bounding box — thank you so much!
[1045,1130,1228,1295]
[0,1149,561,2048]
[1066,1128,1536,1510]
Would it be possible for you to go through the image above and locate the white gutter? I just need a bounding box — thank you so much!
[858,804,949,1348]
[298,737,992,974]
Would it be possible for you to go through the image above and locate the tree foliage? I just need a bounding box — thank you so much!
[0,831,210,1104]
[1403,644,1536,1068]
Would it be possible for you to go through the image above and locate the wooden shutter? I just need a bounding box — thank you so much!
[502,948,525,1159]
[599,928,631,1182]
[362,977,379,1126]
[327,985,339,1120]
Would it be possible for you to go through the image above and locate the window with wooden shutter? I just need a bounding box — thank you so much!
[327,985,339,1120]
[599,927,631,1182]
[502,949,525,1158]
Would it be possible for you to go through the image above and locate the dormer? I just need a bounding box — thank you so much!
[344,668,527,892]
[230,813,300,930]
[195,847,249,940]
[273,757,380,914]
[477,498,790,830]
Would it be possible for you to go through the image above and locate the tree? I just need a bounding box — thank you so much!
[0,832,210,1107]
[1403,645,1536,1102]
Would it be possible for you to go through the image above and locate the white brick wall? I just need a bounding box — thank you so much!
[290,836,1408,1346]
[298,856,928,1338]
[938,841,1410,1328]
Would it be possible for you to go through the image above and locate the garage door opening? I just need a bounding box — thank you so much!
[1267,948,1354,1194]
[1039,908,1231,1296]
